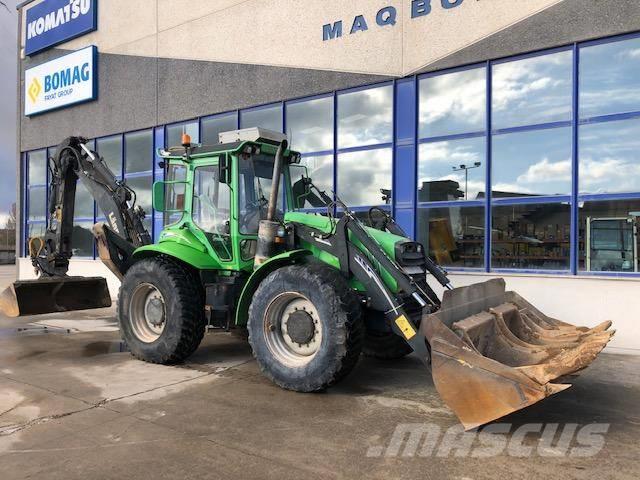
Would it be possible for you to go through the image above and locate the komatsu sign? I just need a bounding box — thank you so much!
[25,0,97,56]
[24,46,97,116]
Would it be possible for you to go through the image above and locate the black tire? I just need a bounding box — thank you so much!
[247,264,364,392]
[362,309,414,360]
[363,331,413,360]
[118,256,205,364]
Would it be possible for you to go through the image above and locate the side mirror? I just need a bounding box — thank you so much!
[219,154,231,184]
[153,181,186,213]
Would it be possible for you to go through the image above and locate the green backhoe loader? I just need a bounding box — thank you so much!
[0,129,614,429]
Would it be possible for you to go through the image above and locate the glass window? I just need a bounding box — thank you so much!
[28,187,46,221]
[96,136,123,177]
[27,223,46,242]
[418,138,486,202]
[74,182,94,219]
[580,37,640,118]
[125,176,152,221]
[419,68,486,138]
[201,113,238,145]
[492,127,572,197]
[286,97,334,153]
[290,155,333,209]
[166,121,199,149]
[125,130,153,174]
[492,50,573,129]
[238,152,282,234]
[579,118,640,195]
[72,222,94,257]
[337,148,392,207]
[579,199,640,273]
[193,165,233,261]
[28,150,47,185]
[492,202,571,270]
[240,104,282,132]
[417,206,485,268]
[338,85,393,148]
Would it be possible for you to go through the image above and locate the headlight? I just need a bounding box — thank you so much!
[395,241,426,269]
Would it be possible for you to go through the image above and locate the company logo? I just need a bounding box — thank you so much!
[323,0,464,41]
[24,46,97,116]
[25,0,98,56]
[27,78,42,104]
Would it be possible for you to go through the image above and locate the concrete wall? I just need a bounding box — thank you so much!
[16,258,637,354]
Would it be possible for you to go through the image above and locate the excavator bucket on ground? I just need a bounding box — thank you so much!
[0,277,112,318]
[421,278,614,430]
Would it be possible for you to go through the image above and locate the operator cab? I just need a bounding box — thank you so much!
[154,128,304,271]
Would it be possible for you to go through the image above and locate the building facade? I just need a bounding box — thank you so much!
[16,0,640,353]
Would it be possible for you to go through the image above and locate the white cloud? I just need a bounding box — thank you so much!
[517,157,571,184]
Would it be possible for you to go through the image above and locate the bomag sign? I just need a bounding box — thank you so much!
[24,46,97,116]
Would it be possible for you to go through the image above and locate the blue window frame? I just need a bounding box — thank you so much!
[21,31,640,278]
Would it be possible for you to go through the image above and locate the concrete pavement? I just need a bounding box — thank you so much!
[0,265,638,479]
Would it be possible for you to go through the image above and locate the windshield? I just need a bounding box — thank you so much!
[238,152,283,234]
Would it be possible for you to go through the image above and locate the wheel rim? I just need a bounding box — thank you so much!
[263,292,322,367]
[129,283,166,343]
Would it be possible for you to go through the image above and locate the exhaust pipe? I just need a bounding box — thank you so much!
[255,140,288,268]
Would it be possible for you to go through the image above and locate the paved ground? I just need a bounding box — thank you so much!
[0,265,638,479]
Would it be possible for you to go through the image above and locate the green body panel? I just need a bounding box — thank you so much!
[133,240,222,270]
[234,249,311,326]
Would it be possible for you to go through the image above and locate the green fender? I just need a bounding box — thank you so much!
[235,249,311,326]
[132,242,223,270]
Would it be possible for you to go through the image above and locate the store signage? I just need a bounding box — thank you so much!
[323,0,464,41]
[25,0,98,56]
[25,46,97,116]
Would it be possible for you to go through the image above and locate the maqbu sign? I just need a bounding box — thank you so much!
[25,46,97,116]
[25,0,98,56]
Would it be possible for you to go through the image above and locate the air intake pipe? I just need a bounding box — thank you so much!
[254,140,288,269]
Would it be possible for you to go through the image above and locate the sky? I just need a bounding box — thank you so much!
[0,0,17,228]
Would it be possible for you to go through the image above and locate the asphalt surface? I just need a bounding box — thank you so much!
[0,265,638,479]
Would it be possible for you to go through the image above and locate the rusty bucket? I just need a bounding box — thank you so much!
[421,278,614,430]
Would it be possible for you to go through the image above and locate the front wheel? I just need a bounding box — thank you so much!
[247,264,364,392]
[118,256,205,364]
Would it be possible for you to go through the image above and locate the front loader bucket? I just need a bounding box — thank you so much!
[0,277,112,318]
[420,279,614,430]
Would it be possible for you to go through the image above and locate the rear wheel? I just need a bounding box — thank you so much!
[248,264,364,392]
[118,256,205,364]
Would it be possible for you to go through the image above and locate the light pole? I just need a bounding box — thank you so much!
[452,162,482,200]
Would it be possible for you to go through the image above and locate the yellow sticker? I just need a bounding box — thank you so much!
[395,314,416,340]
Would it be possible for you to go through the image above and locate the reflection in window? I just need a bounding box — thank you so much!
[338,85,393,148]
[28,150,47,185]
[286,97,334,153]
[240,104,283,132]
[418,138,485,202]
[492,127,572,197]
[492,51,572,129]
[74,181,94,219]
[580,37,640,118]
[193,166,232,260]
[125,176,152,218]
[419,68,486,138]
[201,113,238,145]
[96,136,123,177]
[125,130,153,174]
[28,187,46,221]
[72,222,94,257]
[417,206,485,268]
[337,148,392,207]
[579,118,640,195]
[492,203,571,270]
[166,121,199,148]
[27,223,46,243]
[290,155,333,209]
[579,199,640,273]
